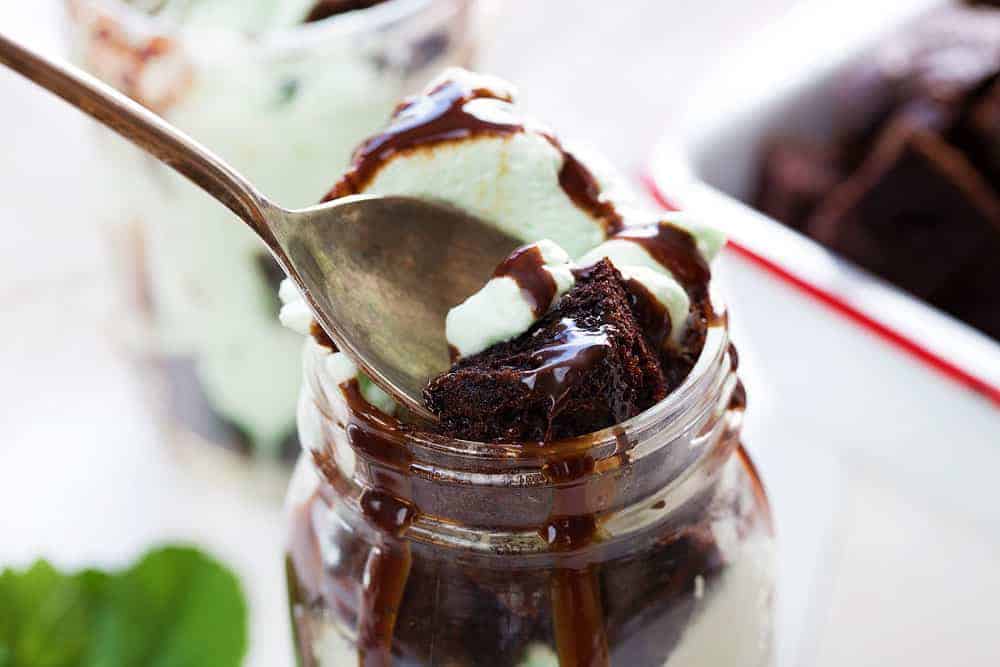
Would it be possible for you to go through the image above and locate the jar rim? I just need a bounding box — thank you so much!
[74,0,460,51]
[298,291,738,549]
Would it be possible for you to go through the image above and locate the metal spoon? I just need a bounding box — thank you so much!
[0,31,520,420]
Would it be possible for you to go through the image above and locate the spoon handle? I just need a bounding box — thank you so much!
[0,30,277,243]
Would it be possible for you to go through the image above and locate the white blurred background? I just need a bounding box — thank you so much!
[1,2,998,666]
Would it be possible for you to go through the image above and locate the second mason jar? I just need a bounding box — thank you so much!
[286,318,775,666]
[65,0,480,469]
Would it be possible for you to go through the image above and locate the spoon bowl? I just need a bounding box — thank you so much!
[274,196,520,418]
[0,31,521,418]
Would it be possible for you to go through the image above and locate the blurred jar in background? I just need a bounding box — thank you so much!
[63,0,480,481]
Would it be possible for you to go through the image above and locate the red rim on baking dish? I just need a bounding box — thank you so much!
[641,169,1000,409]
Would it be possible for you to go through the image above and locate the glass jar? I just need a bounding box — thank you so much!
[63,0,481,473]
[285,316,776,666]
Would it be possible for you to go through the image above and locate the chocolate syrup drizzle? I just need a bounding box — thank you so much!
[615,224,711,300]
[624,277,671,348]
[304,0,388,22]
[520,319,613,435]
[333,381,418,667]
[727,342,748,411]
[541,453,611,667]
[494,244,558,317]
[324,74,623,233]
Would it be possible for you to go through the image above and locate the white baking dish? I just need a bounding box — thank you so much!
[648,3,1000,663]
[647,0,1000,406]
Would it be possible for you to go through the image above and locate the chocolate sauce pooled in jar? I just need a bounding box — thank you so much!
[286,318,774,666]
[286,237,773,665]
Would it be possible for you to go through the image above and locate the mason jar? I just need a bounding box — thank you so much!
[63,0,481,476]
[285,311,776,666]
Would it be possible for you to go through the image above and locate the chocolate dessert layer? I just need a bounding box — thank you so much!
[425,259,670,442]
[287,490,731,667]
[753,4,1000,340]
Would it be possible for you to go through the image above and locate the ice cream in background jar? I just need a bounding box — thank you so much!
[63,0,483,482]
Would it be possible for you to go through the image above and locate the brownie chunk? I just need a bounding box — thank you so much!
[754,138,844,230]
[753,5,1000,340]
[424,259,668,442]
[834,5,1000,152]
[806,109,1000,301]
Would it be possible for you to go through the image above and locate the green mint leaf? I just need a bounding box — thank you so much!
[0,546,247,667]
[90,546,249,667]
[0,562,109,667]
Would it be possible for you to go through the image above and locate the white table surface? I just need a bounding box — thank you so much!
[2,2,998,667]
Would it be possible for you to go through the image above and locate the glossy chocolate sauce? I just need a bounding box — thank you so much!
[624,278,671,348]
[727,343,748,412]
[500,232,712,435]
[325,76,623,233]
[341,381,415,472]
[494,244,558,317]
[558,151,624,233]
[615,224,711,299]
[318,380,418,667]
[519,319,612,433]
[542,452,611,667]
[311,321,338,351]
[598,220,716,354]
[500,228,701,410]
[304,0,388,22]
[289,356,745,666]
[326,78,520,200]
[552,566,611,667]
[356,539,412,667]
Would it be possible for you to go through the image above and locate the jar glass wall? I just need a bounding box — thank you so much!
[286,320,776,666]
[64,0,480,474]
